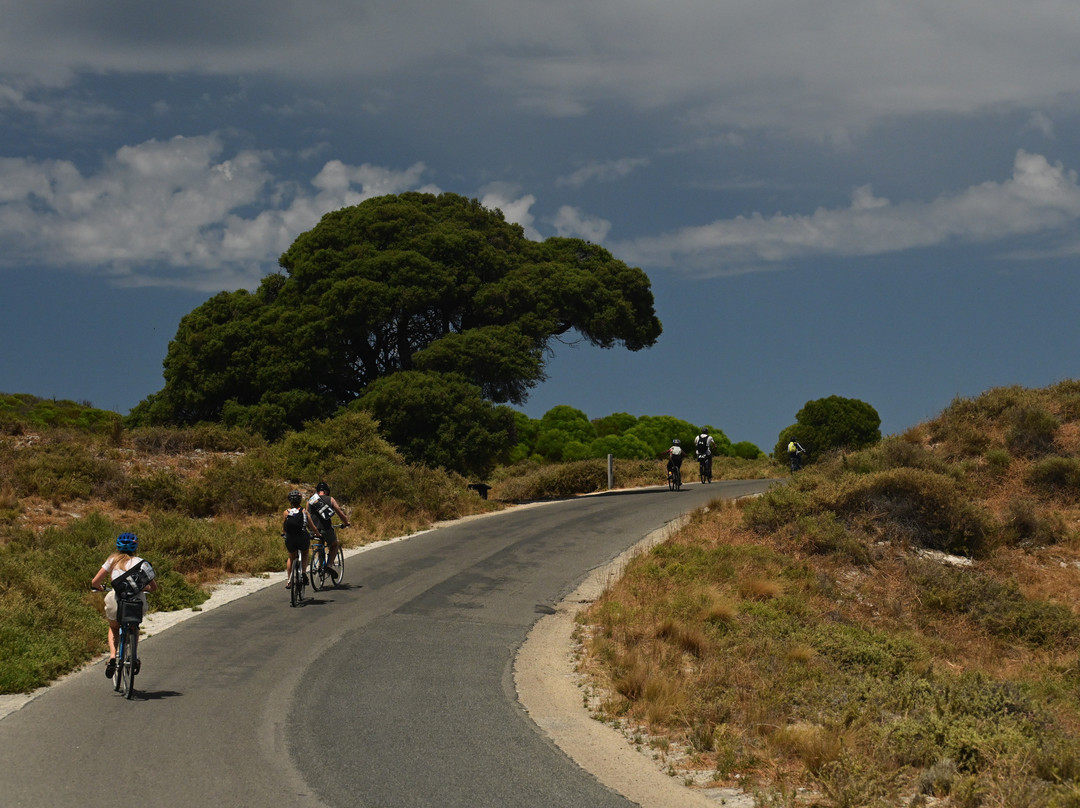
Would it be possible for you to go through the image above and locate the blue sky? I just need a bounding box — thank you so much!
[2,1,1080,452]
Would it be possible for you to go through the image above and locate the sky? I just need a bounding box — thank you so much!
[3,1,1080,453]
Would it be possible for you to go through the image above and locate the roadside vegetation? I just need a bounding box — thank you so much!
[578,382,1080,807]
[0,392,773,694]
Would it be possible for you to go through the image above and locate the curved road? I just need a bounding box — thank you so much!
[1,480,773,808]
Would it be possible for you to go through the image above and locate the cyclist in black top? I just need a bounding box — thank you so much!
[283,490,319,589]
[307,482,351,582]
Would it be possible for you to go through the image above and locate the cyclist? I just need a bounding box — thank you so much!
[694,428,717,483]
[666,438,685,482]
[787,439,806,472]
[90,532,159,679]
[308,482,350,582]
[283,490,319,589]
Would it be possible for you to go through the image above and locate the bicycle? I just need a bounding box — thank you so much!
[668,462,682,491]
[97,587,143,699]
[696,452,712,484]
[288,545,308,607]
[789,452,804,473]
[309,525,345,592]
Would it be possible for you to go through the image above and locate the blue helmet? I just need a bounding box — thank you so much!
[116,532,138,553]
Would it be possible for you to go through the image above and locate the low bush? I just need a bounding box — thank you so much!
[127,423,265,453]
[831,468,994,557]
[907,559,1080,649]
[1006,405,1060,458]
[10,442,125,502]
[1027,456,1080,498]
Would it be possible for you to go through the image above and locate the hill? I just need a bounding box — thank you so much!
[577,382,1080,807]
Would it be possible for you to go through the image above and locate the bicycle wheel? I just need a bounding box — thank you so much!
[310,548,325,592]
[290,564,301,607]
[674,466,682,491]
[332,545,344,586]
[120,628,137,698]
[699,460,707,484]
[113,631,124,692]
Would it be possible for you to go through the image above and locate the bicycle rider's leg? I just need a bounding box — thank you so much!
[326,539,340,578]
[286,549,298,587]
[107,619,119,659]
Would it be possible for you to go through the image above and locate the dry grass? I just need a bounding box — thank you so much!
[577,383,1080,806]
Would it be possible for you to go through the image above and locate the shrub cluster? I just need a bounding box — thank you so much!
[511,406,763,464]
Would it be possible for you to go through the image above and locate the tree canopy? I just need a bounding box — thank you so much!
[774,395,882,462]
[129,192,663,469]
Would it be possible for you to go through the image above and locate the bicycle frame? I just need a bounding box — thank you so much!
[114,612,140,699]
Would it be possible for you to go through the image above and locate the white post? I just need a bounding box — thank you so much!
[607,454,614,489]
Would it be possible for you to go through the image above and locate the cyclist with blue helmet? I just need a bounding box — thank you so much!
[91,532,159,679]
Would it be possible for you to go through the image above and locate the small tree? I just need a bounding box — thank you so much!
[354,371,514,477]
[774,395,881,463]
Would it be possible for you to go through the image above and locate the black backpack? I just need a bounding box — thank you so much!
[112,559,155,601]
[284,508,306,534]
[309,494,335,525]
[695,435,709,455]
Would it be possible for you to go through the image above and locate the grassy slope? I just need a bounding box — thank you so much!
[579,382,1080,808]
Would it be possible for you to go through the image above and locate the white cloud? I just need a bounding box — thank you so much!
[556,157,649,188]
[478,183,541,240]
[617,150,1080,273]
[552,206,611,242]
[0,134,431,290]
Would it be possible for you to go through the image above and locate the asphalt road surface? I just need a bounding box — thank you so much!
[1,479,774,808]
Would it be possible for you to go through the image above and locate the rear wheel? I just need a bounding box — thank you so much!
[290,564,301,607]
[331,546,344,586]
[113,633,123,692]
[119,628,137,698]
[310,549,325,592]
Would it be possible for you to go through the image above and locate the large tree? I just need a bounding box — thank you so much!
[130,192,662,461]
[774,395,882,463]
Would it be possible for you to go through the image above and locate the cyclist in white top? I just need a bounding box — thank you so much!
[90,532,159,679]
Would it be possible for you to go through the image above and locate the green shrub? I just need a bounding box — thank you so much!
[832,468,993,557]
[127,423,265,453]
[774,395,882,463]
[494,459,611,500]
[1027,456,1080,498]
[986,448,1012,475]
[120,470,185,511]
[179,451,281,517]
[1000,499,1068,546]
[10,442,124,502]
[1006,406,1060,458]
[908,560,1080,649]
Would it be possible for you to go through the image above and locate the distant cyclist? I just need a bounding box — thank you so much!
[283,490,319,589]
[666,438,685,481]
[787,439,806,472]
[307,482,351,582]
[694,429,717,483]
[90,532,159,679]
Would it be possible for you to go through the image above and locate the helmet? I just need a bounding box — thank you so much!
[316,482,330,494]
[672,439,681,446]
[701,428,709,435]
[116,532,138,553]
[288,490,303,506]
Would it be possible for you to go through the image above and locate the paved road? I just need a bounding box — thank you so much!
[1,480,773,808]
